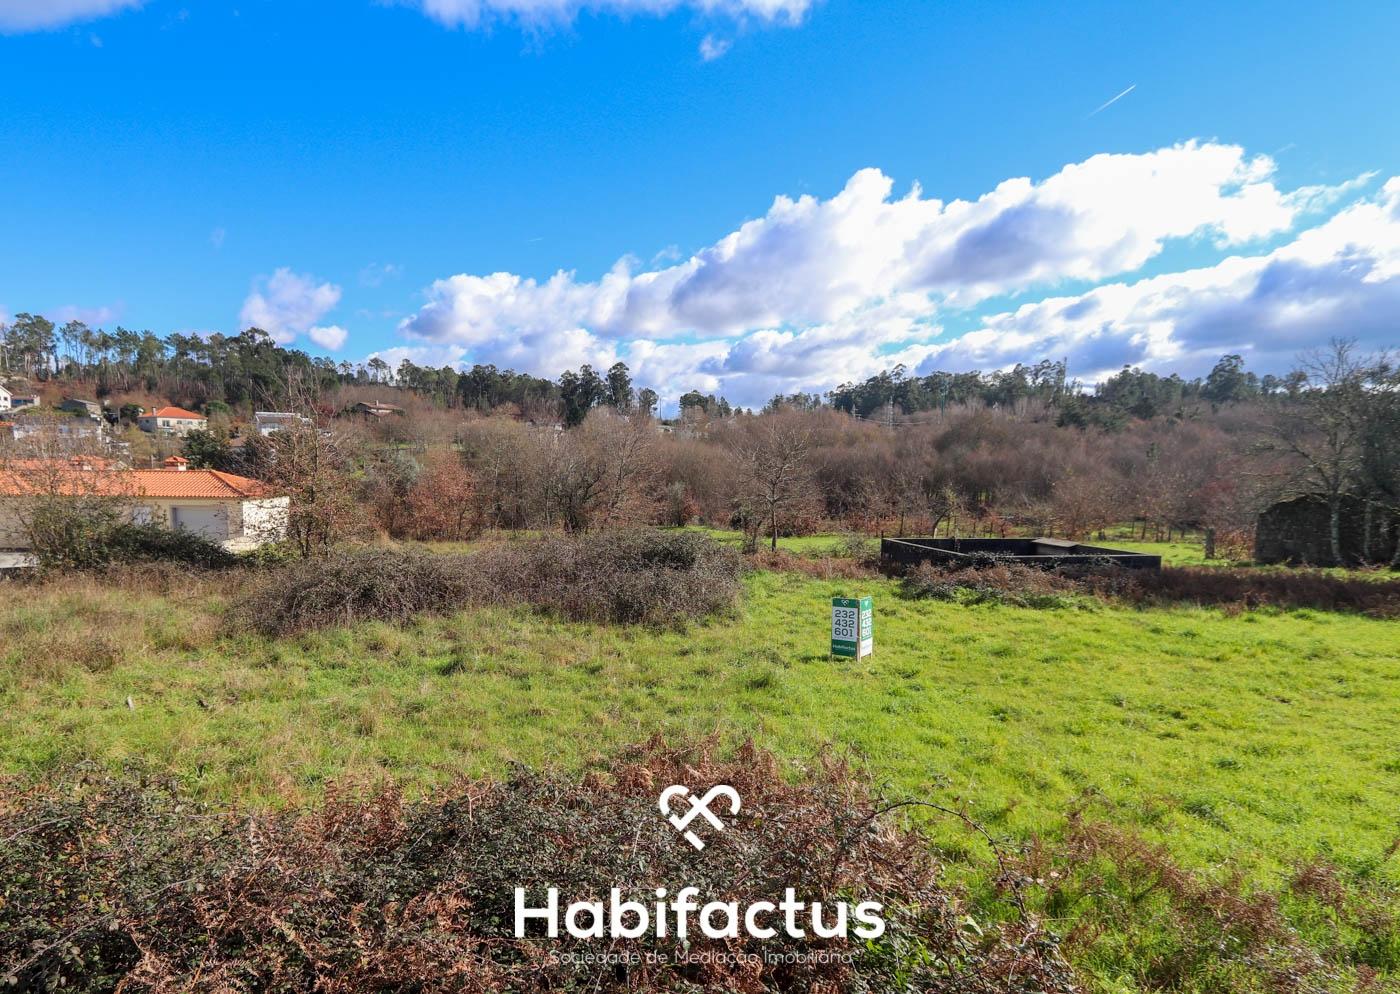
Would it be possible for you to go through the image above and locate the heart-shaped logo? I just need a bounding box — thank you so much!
[658,784,741,850]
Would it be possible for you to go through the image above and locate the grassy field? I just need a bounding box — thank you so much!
[686,524,1220,566]
[2,554,1398,988]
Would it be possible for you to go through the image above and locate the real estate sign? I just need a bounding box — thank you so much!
[831,596,873,658]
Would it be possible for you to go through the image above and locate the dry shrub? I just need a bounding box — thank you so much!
[1016,817,1380,993]
[1289,859,1400,978]
[750,548,877,581]
[1085,566,1400,618]
[228,547,490,634]
[474,527,743,626]
[0,739,1075,994]
[401,452,478,541]
[232,529,743,636]
[902,561,1080,609]
[902,561,1400,618]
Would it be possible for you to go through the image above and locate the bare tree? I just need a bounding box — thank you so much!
[580,409,656,530]
[259,379,372,558]
[458,416,550,530]
[1259,340,1370,565]
[728,413,817,552]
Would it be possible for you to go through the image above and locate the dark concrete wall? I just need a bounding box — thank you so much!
[880,538,1161,570]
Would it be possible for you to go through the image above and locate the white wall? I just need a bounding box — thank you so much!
[241,496,290,545]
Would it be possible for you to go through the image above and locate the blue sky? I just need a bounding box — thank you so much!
[2,0,1398,406]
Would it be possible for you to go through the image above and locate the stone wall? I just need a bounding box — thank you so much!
[1254,495,1399,565]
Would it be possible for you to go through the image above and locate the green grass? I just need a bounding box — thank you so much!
[3,571,1397,876]
[3,565,1398,989]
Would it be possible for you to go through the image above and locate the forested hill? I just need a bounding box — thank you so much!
[2,310,1301,427]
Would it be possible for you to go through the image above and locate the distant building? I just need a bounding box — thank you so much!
[1255,495,1399,566]
[8,417,107,445]
[59,398,103,421]
[0,457,287,553]
[3,382,38,410]
[138,406,208,436]
[350,401,405,418]
[254,411,311,436]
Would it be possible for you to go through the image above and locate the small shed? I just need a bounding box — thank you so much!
[1254,495,1398,565]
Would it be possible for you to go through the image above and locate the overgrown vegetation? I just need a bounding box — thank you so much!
[231,529,743,636]
[2,565,1397,992]
[24,509,238,572]
[901,561,1400,617]
[0,739,1075,994]
[1018,815,1400,992]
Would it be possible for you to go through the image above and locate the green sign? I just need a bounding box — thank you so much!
[831,596,873,658]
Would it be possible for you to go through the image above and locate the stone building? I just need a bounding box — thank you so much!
[1254,495,1399,565]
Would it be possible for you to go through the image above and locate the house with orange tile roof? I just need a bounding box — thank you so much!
[137,405,208,436]
[0,455,287,553]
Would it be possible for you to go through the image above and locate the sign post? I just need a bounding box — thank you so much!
[831,596,873,659]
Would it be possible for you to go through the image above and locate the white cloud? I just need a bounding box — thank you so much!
[924,178,1400,382]
[0,0,141,32]
[411,0,810,29]
[401,142,1346,344]
[390,144,1396,408]
[366,345,466,369]
[210,227,226,250]
[54,304,120,326]
[308,325,349,351]
[239,268,342,346]
[699,33,731,60]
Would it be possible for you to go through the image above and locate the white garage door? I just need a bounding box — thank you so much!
[171,505,228,541]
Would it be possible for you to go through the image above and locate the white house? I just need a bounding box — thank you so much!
[138,406,208,436]
[8,417,107,445]
[0,456,288,552]
[2,384,38,410]
[254,411,312,436]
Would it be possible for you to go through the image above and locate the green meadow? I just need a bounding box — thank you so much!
[2,548,1398,989]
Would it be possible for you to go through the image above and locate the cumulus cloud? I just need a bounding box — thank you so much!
[239,268,343,346]
[308,325,349,351]
[923,178,1400,382]
[411,0,810,29]
[403,143,1328,351]
[390,143,1396,409]
[0,0,141,32]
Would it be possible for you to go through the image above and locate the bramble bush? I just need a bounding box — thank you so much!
[231,528,744,635]
[0,739,1075,994]
[28,517,239,572]
[902,561,1400,617]
[901,561,1081,609]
